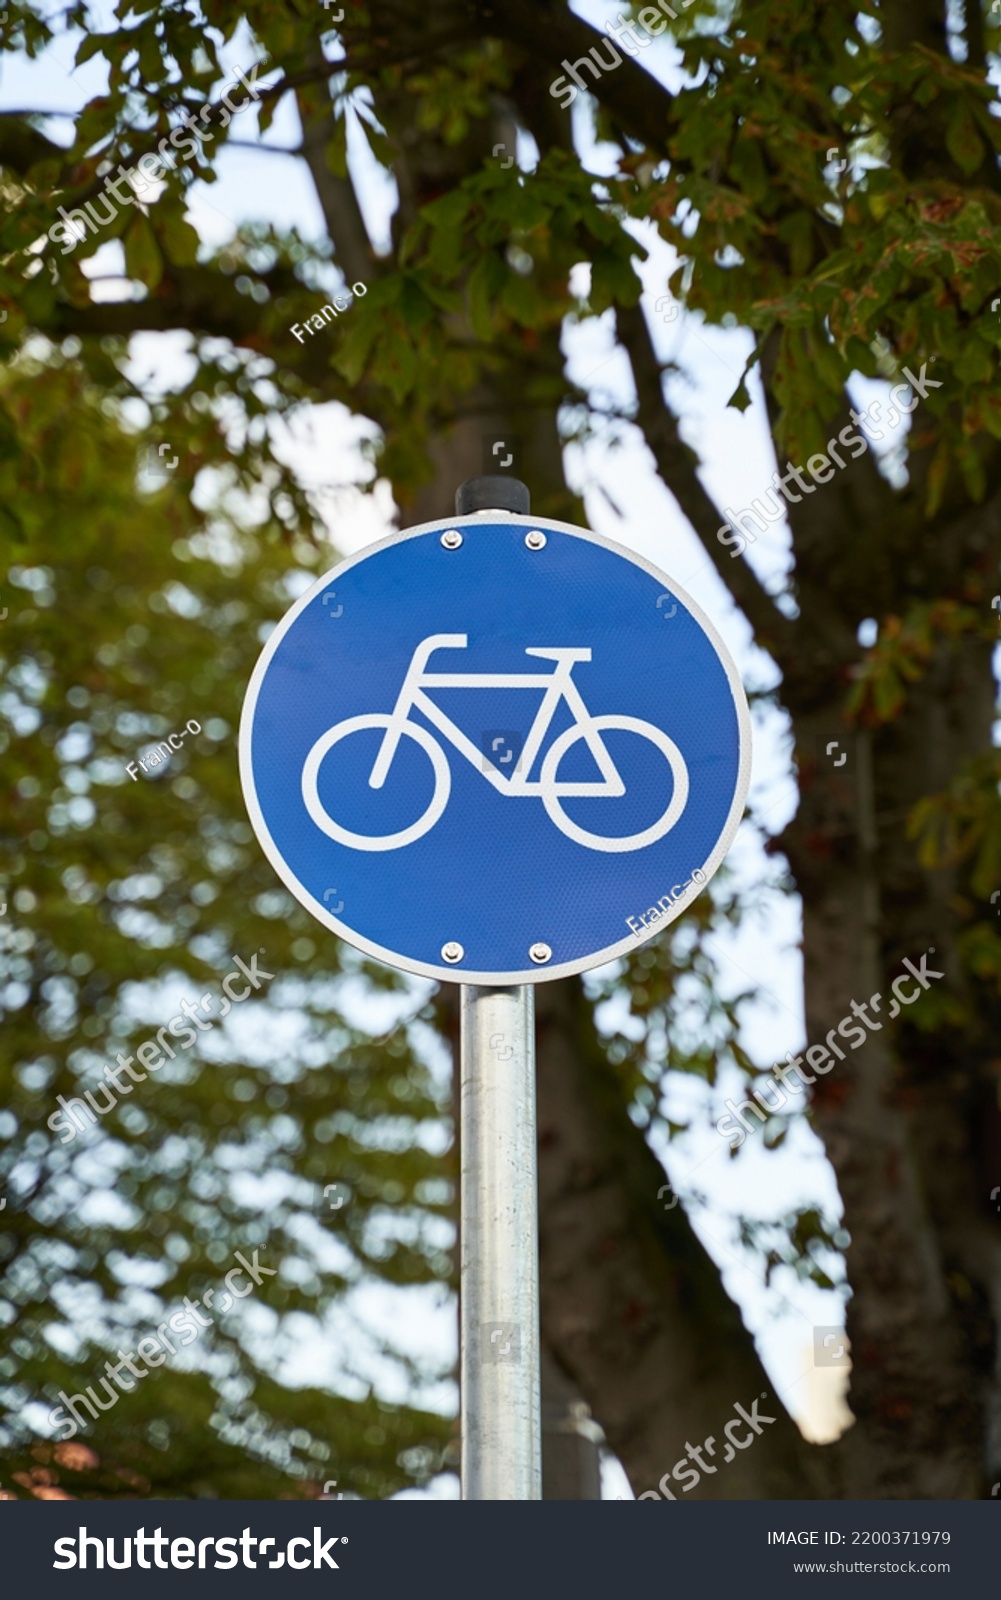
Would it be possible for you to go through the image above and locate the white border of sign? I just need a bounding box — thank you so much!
[239,510,752,985]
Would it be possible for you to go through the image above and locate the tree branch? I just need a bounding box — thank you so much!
[294,59,382,287]
[615,300,797,662]
[47,263,363,401]
[478,0,680,157]
[0,115,65,173]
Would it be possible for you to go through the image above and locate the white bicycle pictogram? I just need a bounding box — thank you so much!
[301,633,689,854]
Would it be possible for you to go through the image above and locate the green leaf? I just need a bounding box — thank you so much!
[371,330,418,403]
[124,216,163,291]
[500,268,545,327]
[160,209,200,268]
[330,311,380,386]
[0,500,24,541]
[924,437,951,519]
[952,337,995,386]
[74,30,110,67]
[976,394,1001,441]
[726,376,753,413]
[946,99,986,177]
[467,254,504,341]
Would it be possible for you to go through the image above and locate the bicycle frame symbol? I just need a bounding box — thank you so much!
[302,633,689,854]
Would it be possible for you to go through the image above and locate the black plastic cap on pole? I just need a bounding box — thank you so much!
[455,475,531,516]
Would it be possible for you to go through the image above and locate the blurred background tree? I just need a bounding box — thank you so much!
[2,0,1001,1500]
[0,355,454,1497]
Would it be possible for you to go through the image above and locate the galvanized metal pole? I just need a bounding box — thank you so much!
[455,474,541,1499]
[460,983,541,1499]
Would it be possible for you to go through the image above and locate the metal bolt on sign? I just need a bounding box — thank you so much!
[239,470,750,1500]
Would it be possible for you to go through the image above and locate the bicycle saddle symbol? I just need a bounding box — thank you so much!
[301,634,689,854]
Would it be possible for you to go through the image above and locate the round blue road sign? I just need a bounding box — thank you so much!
[239,512,750,985]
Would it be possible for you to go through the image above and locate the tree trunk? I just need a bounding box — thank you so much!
[535,977,827,1497]
[781,558,1001,1497]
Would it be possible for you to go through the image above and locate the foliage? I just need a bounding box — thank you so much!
[0,357,453,1498]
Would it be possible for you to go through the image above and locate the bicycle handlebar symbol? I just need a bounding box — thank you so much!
[302,634,689,854]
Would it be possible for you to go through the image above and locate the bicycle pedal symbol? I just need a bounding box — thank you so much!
[302,633,689,853]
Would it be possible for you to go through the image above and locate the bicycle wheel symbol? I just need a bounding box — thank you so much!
[302,714,450,852]
[540,715,688,852]
[303,713,688,854]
